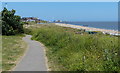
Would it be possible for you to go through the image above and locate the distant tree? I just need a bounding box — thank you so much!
[2,7,24,35]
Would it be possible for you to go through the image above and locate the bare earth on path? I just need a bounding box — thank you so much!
[14,35,48,71]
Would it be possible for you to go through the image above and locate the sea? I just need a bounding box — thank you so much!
[58,22,119,31]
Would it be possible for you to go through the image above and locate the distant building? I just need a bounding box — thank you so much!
[54,20,62,23]
[21,17,41,22]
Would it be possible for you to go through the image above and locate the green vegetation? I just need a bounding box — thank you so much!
[2,7,24,35]
[0,13,2,72]
[1,8,27,71]
[1,6,119,71]
[36,20,48,23]
[26,23,119,71]
[2,35,27,71]
[0,35,2,72]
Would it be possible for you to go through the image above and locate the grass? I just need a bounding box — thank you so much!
[25,23,120,71]
[0,35,2,72]
[2,35,27,71]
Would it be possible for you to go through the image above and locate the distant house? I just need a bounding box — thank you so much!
[21,17,40,22]
[26,19,36,22]
[54,20,62,23]
[21,17,48,23]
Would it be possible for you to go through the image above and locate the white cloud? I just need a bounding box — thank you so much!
[0,0,119,2]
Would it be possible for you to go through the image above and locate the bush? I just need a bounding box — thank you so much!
[2,7,24,35]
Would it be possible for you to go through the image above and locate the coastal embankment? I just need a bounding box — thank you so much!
[30,23,119,71]
[55,23,119,35]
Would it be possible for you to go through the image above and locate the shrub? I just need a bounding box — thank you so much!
[2,7,24,35]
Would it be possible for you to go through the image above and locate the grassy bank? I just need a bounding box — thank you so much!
[26,23,119,71]
[2,35,27,71]
[0,35,2,72]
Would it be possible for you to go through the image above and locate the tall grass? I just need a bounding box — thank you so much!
[30,24,119,71]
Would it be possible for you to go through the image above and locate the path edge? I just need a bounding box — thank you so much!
[36,41,50,71]
[11,35,30,71]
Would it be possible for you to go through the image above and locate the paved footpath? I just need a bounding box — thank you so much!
[14,35,48,71]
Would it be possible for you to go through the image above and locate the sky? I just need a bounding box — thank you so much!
[0,0,119,2]
[1,2,118,21]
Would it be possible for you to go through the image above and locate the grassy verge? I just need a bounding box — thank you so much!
[2,35,27,71]
[25,23,120,71]
[0,35,2,72]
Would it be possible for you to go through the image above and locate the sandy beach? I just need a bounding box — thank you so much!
[55,23,120,35]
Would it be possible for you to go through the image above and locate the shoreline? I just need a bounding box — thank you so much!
[55,23,120,36]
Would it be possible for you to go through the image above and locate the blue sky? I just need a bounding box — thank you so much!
[1,0,119,2]
[2,2,118,21]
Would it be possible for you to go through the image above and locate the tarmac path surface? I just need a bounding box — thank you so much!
[14,35,48,71]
